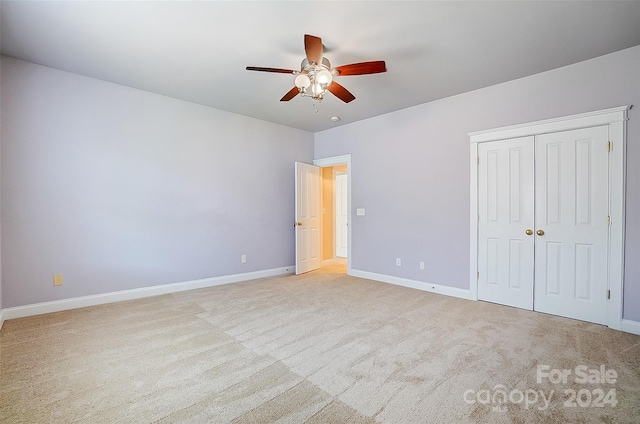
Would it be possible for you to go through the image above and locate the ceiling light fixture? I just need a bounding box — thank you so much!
[294,58,334,102]
[330,116,341,122]
[247,34,386,104]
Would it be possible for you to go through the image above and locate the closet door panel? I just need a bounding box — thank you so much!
[477,137,535,309]
[534,126,609,324]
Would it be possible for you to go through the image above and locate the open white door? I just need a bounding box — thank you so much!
[295,162,321,275]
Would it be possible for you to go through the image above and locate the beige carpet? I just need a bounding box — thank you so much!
[1,264,639,423]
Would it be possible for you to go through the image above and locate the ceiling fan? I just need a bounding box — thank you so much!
[246,34,387,103]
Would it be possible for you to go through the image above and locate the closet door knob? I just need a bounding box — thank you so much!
[525,229,533,235]
[536,229,545,236]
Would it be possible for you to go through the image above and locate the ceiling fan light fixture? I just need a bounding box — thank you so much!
[296,56,335,101]
[294,74,311,90]
[246,34,386,104]
[316,68,333,86]
[311,82,324,98]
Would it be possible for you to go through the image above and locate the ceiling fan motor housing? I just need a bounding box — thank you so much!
[300,57,332,72]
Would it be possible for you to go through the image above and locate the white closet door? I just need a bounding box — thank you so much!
[534,126,609,324]
[478,137,535,309]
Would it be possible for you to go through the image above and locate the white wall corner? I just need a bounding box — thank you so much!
[350,269,474,301]
[621,319,640,336]
[1,266,294,322]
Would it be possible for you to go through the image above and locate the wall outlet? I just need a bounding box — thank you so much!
[396,258,401,266]
[241,255,247,263]
[420,261,425,270]
[53,274,64,286]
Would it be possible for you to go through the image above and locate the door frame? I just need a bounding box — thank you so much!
[469,106,628,330]
[314,154,352,275]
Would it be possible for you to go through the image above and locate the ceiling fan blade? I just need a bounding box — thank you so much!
[328,81,355,103]
[334,61,387,76]
[246,66,296,74]
[304,34,323,65]
[280,87,300,101]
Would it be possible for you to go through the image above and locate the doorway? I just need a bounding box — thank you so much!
[314,154,352,274]
[295,155,351,275]
[320,165,348,264]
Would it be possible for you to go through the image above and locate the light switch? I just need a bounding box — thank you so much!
[356,208,365,216]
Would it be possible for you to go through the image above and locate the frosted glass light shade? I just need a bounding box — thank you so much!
[316,69,333,85]
[294,74,311,89]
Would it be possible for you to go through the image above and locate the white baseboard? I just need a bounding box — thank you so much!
[349,269,474,301]
[0,309,4,331]
[621,319,640,336]
[1,266,294,322]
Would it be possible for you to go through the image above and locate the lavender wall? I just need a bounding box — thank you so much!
[0,52,3,317]
[1,58,313,308]
[315,45,640,321]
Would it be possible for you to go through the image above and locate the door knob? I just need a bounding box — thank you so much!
[294,222,303,227]
[536,229,545,236]
[525,229,533,235]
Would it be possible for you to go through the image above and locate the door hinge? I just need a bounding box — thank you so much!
[607,289,611,300]
[477,156,480,164]
[607,216,611,225]
[477,271,479,280]
[607,141,612,152]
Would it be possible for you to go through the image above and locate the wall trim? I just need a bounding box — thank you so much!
[468,106,629,143]
[313,154,352,168]
[0,309,4,330]
[1,266,294,322]
[621,319,640,336]
[350,268,474,301]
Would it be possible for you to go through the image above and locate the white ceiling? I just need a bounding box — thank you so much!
[2,1,640,133]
